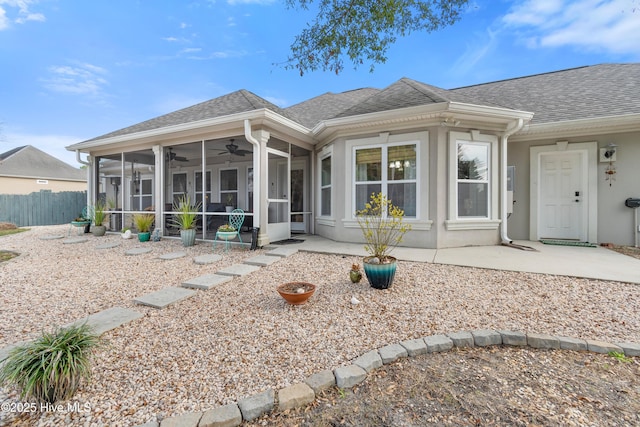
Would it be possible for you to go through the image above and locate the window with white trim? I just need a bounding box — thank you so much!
[220,168,238,207]
[457,141,489,218]
[320,154,332,216]
[354,143,417,217]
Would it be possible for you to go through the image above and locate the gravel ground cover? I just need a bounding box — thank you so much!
[1,225,639,426]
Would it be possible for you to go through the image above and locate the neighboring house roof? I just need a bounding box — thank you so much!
[451,63,640,125]
[0,145,85,181]
[84,89,296,143]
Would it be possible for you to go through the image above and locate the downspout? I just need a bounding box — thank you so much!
[500,118,524,245]
[76,150,92,207]
[76,150,90,166]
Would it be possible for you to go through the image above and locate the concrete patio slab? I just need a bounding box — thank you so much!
[63,237,88,244]
[67,307,144,335]
[265,246,299,258]
[216,263,261,277]
[193,254,223,265]
[182,274,232,290]
[134,287,196,309]
[39,234,64,240]
[126,247,153,256]
[158,251,187,260]
[243,255,281,266]
[96,242,120,249]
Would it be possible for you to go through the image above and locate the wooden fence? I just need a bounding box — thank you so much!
[0,190,87,226]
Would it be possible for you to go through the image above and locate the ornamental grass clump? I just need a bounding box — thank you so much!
[170,194,201,230]
[0,323,101,404]
[356,192,411,261]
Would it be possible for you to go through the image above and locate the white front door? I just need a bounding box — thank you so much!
[538,151,586,240]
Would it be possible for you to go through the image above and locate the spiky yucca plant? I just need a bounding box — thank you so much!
[0,323,100,403]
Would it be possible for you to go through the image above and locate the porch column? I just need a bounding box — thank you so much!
[253,129,271,247]
[152,145,164,233]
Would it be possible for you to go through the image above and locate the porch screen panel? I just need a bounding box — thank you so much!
[355,147,382,211]
[457,142,489,218]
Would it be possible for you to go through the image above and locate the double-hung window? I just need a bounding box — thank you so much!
[457,141,490,218]
[320,154,332,216]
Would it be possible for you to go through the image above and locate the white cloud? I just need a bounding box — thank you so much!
[1,131,86,167]
[502,0,640,55]
[0,0,45,30]
[41,62,109,97]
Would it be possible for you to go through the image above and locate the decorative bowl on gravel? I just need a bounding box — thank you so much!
[277,282,316,305]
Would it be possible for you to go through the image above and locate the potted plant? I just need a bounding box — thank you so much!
[121,227,132,239]
[277,282,316,305]
[0,323,100,404]
[225,194,234,213]
[356,192,411,289]
[91,200,108,237]
[170,194,201,247]
[132,213,154,242]
[217,223,236,240]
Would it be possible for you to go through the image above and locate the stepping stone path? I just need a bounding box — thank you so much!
[182,274,232,290]
[265,246,299,258]
[158,251,186,260]
[66,307,143,335]
[216,263,261,277]
[134,287,196,309]
[63,237,88,244]
[243,255,280,267]
[193,254,222,265]
[96,242,120,249]
[39,235,64,240]
[125,247,153,256]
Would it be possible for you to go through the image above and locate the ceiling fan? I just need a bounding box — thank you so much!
[166,147,188,162]
[211,139,252,157]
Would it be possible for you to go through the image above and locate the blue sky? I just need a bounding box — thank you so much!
[1,0,639,167]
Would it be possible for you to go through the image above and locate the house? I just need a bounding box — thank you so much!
[66,63,640,248]
[0,145,86,194]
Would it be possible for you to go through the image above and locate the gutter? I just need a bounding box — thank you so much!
[76,150,90,166]
[500,118,524,245]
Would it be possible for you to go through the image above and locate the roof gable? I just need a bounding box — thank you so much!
[451,64,640,124]
[0,145,85,180]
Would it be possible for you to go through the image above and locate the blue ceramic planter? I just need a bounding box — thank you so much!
[363,256,397,289]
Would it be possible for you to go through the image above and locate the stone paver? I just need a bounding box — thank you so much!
[63,237,88,244]
[243,255,281,266]
[378,343,408,364]
[237,389,275,422]
[199,404,242,427]
[39,234,64,240]
[125,247,153,255]
[134,287,196,309]
[527,333,560,349]
[305,370,335,393]
[265,246,299,258]
[96,242,120,249]
[472,329,502,346]
[353,350,383,372]
[447,331,475,347]
[400,338,428,356]
[586,339,622,354]
[499,330,527,346]
[425,334,453,353]
[278,383,315,411]
[158,251,187,260]
[159,411,202,427]
[216,264,261,277]
[617,342,640,357]
[194,254,223,265]
[182,274,232,290]
[67,307,143,335]
[558,336,588,351]
[334,365,367,389]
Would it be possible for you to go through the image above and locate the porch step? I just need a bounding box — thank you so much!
[265,247,299,258]
[182,274,232,290]
[243,255,281,267]
[216,264,261,277]
[134,287,196,309]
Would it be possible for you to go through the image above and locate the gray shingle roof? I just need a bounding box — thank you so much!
[285,88,380,128]
[0,145,85,180]
[451,63,640,124]
[84,89,296,143]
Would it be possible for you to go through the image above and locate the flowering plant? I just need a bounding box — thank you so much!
[218,224,236,232]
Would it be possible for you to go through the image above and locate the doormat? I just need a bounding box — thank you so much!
[540,239,598,248]
[271,238,305,245]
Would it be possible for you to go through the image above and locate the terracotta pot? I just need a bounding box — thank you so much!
[363,256,397,289]
[277,282,316,305]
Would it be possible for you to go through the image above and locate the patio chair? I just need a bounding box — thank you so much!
[213,208,245,252]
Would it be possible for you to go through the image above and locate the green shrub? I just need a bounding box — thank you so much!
[0,324,101,403]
